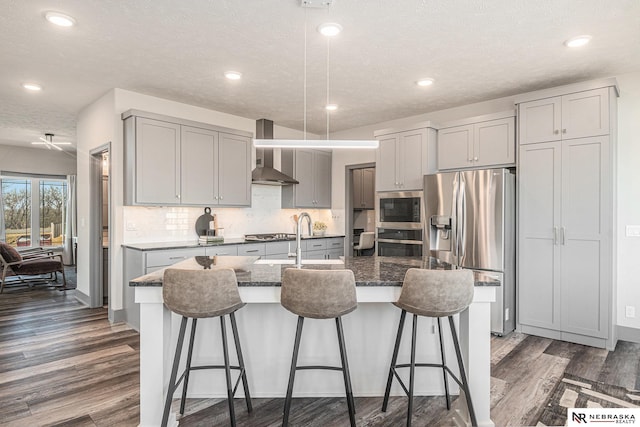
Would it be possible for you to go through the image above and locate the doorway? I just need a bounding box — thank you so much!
[89,144,111,311]
[345,162,376,257]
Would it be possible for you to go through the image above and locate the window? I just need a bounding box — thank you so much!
[1,176,67,248]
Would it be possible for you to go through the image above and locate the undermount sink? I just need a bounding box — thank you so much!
[254,259,344,265]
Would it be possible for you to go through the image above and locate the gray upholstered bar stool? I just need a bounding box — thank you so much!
[382,268,477,427]
[281,268,358,427]
[161,268,252,427]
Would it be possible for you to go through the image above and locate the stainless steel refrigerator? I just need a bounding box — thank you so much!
[424,168,515,335]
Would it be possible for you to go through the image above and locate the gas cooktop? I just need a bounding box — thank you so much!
[243,233,297,242]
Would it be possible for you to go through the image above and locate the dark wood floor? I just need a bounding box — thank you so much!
[1,285,638,426]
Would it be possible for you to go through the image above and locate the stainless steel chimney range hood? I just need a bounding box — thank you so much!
[252,119,299,186]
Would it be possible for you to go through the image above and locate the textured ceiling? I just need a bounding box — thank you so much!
[1,0,639,151]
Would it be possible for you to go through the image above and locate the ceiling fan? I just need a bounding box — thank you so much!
[31,133,72,151]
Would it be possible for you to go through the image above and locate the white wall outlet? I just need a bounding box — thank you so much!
[626,225,640,237]
[625,306,636,318]
[126,221,137,231]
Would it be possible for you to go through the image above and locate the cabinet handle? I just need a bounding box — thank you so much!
[474,156,478,161]
[176,194,181,199]
[560,227,565,245]
[468,158,473,162]
[245,249,259,253]
[554,130,560,135]
[214,196,218,200]
[216,252,229,255]
[562,129,567,134]
[553,227,558,245]
[169,256,188,260]
[220,196,223,200]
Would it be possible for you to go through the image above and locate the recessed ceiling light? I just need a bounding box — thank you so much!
[325,104,338,111]
[318,23,343,37]
[564,35,592,48]
[44,11,76,27]
[224,71,242,80]
[416,78,434,87]
[22,83,42,91]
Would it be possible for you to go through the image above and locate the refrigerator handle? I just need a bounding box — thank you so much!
[457,177,465,262]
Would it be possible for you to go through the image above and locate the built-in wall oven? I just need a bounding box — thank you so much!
[376,191,424,257]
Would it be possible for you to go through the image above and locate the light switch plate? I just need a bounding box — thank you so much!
[626,225,640,237]
[626,306,636,318]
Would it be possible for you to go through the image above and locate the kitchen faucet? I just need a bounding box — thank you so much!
[294,212,312,267]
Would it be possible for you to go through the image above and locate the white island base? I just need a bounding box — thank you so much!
[136,285,495,427]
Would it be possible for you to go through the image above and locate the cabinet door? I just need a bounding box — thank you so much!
[313,150,332,208]
[518,142,562,331]
[519,97,562,144]
[561,88,609,140]
[474,117,515,167]
[135,118,181,204]
[399,129,427,190]
[218,133,252,206]
[181,126,217,205]
[560,136,610,338]
[438,125,473,170]
[375,134,399,191]
[326,248,344,259]
[361,168,375,209]
[353,169,363,208]
[294,149,315,207]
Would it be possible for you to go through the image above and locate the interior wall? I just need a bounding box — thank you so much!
[0,145,76,176]
[615,71,640,330]
[76,89,116,301]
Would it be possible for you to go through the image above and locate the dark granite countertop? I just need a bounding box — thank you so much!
[129,256,500,287]
[122,234,346,251]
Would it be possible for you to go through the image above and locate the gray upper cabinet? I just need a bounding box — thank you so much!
[281,148,332,209]
[437,113,515,171]
[518,87,610,145]
[181,126,217,205]
[516,79,617,349]
[374,124,437,191]
[353,168,375,209]
[217,132,252,206]
[123,110,252,207]
[133,118,181,205]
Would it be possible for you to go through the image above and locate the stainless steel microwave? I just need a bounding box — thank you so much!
[376,191,424,229]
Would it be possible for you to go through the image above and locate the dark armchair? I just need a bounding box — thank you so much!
[0,242,68,293]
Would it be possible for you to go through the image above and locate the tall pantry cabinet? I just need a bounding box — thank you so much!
[516,79,618,349]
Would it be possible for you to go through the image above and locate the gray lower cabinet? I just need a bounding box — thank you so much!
[265,241,294,259]
[281,149,332,208]
[304,237,344,259]
[123,110,252,207]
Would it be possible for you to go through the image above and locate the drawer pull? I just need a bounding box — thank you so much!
[245,249,260,253]
[216,252,229,256]
[169,256,188,260]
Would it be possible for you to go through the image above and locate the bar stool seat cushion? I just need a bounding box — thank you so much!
[163,268,245,318]
[394,269,474,318]
[281,269,357,319]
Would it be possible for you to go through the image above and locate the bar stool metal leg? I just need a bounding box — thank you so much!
[162,316,188,427]
[230,312,253,413]
[436,317,451,410]
[448,316,477,427]
[382,309,407,412]
[283,316,304,427]
[335,317,356,427]
[220,315,237,427]
[407,313,418,427]
[180,318,198,415]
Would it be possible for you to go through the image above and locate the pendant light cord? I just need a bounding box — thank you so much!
[326,36,330,141]
[303,9,307,141]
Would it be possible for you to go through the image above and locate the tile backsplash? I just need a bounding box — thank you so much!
[122,185,338,243]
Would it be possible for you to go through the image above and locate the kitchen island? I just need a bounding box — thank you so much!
[131,256,497,427]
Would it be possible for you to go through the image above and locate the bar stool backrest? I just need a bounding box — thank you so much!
[163,268,244,318]
[395,268,474,317]
[281,269,357,319]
